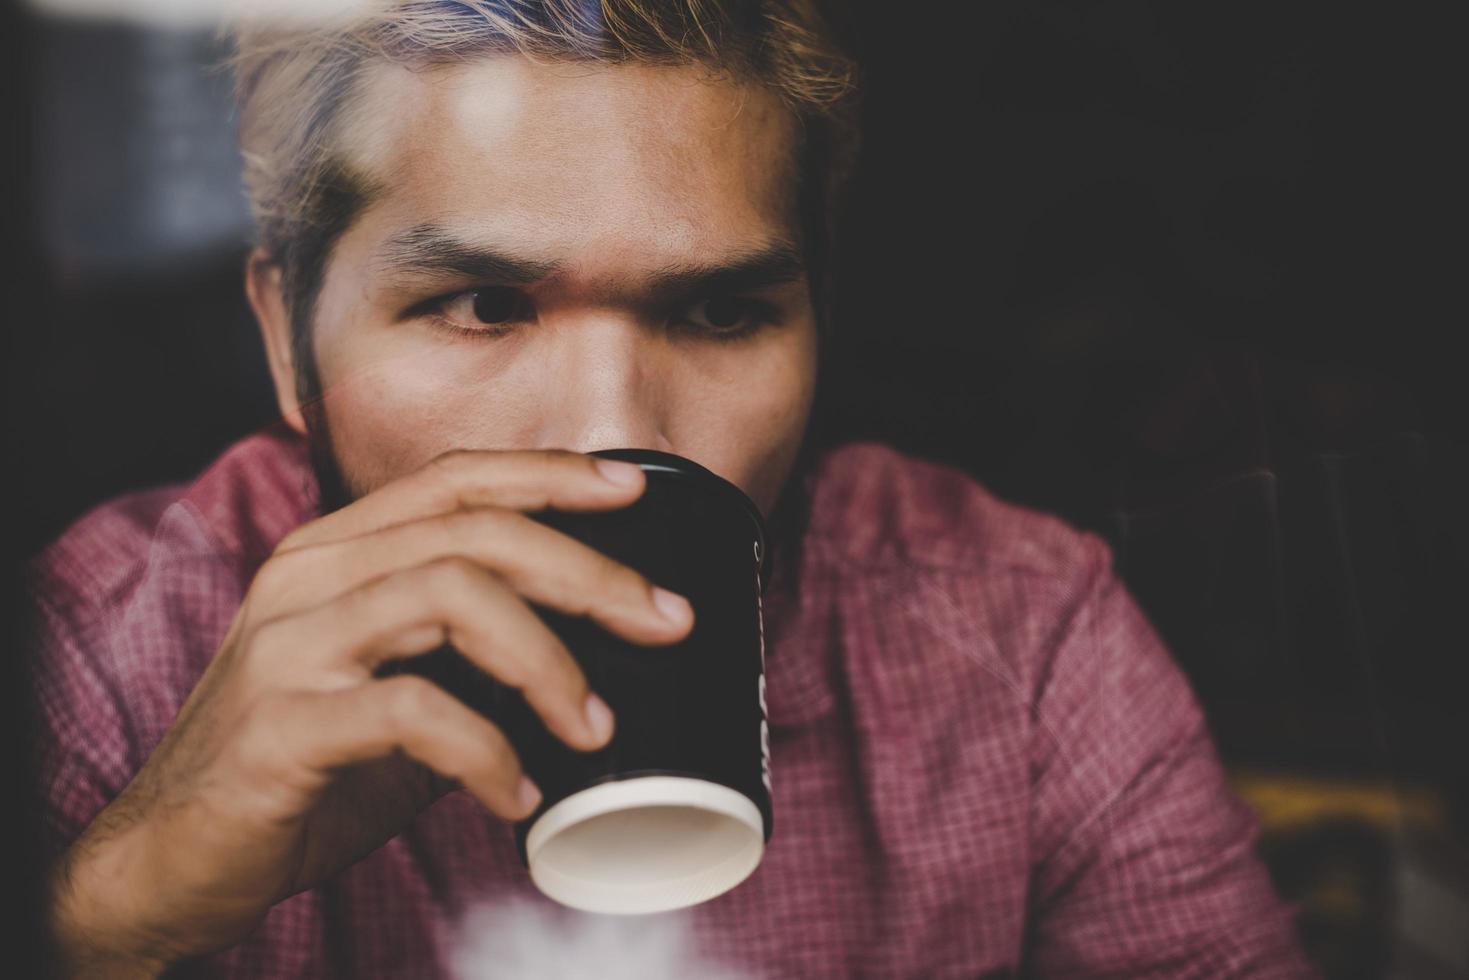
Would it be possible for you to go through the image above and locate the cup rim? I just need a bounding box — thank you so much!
[524,774,766,915]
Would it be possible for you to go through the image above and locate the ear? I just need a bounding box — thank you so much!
[245,248,308,436]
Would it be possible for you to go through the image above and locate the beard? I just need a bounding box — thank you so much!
[301,394,357,518]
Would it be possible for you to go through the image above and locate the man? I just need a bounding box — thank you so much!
[31,1,1316,976]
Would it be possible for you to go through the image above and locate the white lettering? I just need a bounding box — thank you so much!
[755,538,771,792]
[760,719,772,793]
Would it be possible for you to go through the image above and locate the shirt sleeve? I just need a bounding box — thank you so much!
[26,580,139,859]
[1024,535,1319,978]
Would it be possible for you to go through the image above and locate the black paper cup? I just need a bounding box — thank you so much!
[385,449,773,914]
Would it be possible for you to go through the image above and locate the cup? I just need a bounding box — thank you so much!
[386,448,773,914]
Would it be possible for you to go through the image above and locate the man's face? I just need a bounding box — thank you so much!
[260,54,818,517]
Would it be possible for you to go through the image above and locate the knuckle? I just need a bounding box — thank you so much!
[434,506,484,540]
[421,555,483,593]
[520,639,583,697]
[235,616,298,688]
[421,510,470,554]
[444,509,525,558]
[243,614,290,662]
[600,554,648,597]
[276,525,307,552]
[428,448,477,487]
[469,739,521,789]
[382,675,439,729]
[511,651,563,696]
[251,552,293,598]
[471,729,515,770]
[275,517,328,553]
[464,505,520,535]
[432,446,477,469]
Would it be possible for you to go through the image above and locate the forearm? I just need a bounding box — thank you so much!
[48,828,176,980]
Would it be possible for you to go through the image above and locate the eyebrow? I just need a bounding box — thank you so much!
[378,225,560,285]
[376,224,807,308]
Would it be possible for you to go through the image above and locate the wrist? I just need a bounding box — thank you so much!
[49,828,179,979]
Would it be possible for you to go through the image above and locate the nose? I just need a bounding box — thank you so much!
[534,317,675,455]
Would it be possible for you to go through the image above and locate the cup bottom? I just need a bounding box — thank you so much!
[525,775,766,915]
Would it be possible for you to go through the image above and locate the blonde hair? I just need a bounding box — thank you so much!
[230,0,861,350]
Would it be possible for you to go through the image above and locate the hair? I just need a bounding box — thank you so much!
[228,0,862,595]
[230,0,860,376]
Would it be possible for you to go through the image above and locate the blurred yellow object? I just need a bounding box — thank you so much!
[1229,769,1448,834]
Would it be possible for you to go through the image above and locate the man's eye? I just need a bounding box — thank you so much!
[433,286,535,333]
[681,296,774,338]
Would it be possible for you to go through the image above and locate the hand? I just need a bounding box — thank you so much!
[47,450,695,977]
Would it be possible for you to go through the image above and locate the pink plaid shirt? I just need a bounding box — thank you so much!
[29,428,1316,977]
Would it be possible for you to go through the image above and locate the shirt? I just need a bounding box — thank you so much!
[28,426,1318,978]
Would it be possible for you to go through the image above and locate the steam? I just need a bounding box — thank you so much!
[448,895,757,980]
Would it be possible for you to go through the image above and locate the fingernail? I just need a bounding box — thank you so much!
[517,775,543,814]
[652,587,693,626]
[583,692,615,743]
[595,458,642,487]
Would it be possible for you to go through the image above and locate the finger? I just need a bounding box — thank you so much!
[251,558,615,752]
[249,676,543,823]
[279,449,646,551]
[257,507,694,645]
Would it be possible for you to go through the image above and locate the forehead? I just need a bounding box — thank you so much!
[338,54,802,263]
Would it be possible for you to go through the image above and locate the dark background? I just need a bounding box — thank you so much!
[5,2,1465,975]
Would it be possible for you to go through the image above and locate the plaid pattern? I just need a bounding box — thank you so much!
[28,428,1317,977]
